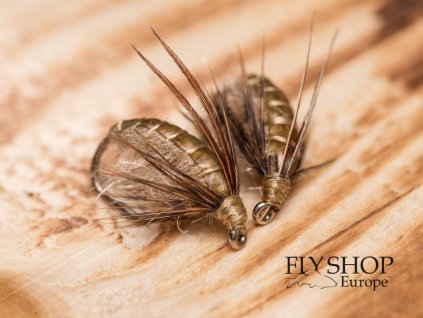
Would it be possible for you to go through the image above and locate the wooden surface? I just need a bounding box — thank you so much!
[0,0,422,317]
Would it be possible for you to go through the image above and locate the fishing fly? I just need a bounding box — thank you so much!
[91,30,247,249]
[217,25,338,225]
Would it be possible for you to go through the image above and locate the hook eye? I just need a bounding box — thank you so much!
[253,202,277,225]
[228,228,247,250]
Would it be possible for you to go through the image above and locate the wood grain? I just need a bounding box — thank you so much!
[0,0,422,317]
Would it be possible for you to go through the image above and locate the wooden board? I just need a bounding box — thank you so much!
[0,0,422,317]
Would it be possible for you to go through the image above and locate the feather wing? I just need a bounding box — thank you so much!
[92,118,230,223]
[132,29,239,195]
[218,73,300,177]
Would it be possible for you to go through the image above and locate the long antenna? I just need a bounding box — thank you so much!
[278,15,314,175]
[287,28,339,174]
[259,35,266,160]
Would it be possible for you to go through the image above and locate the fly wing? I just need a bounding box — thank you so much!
[133,30,240,196]
[92,118,229,223]
[214,75,268,176]
[219,74,299,176]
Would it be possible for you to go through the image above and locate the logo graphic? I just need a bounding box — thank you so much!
[284,256,393,291]
[286,269,338,289]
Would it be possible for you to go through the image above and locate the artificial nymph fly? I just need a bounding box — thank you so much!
[91,31,247,249]
[217,26,337,225]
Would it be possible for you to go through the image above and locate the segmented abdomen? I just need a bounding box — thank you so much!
[247,74,295,156]
[113,118,230,198]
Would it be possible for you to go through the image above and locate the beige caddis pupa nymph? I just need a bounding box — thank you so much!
[91,31,247,249]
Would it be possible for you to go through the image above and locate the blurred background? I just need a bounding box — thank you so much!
[0,1,422,317]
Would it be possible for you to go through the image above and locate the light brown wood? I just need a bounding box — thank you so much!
[0,0,422,317]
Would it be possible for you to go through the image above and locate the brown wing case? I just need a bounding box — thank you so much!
[92,118,229,223]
